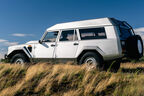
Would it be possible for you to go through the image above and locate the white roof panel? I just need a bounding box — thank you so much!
[47,17,112,31]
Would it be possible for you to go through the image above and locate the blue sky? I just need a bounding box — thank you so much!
[0,0,144,58]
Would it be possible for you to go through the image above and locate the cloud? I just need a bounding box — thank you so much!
[12,33,34,37]
[0,53,4,59]
[0,39,19,59]
[4,42,18,46]
[0,39,8,42]
[0,38,18,46]
[134,27,144,40]
[0,39,18,59]
[134,27,144,33]
[0,48,7,59]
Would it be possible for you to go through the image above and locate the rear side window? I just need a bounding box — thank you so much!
[79,28,106,40]
[119,27,133,40]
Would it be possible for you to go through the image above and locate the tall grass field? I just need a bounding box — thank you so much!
[0,61,144,96]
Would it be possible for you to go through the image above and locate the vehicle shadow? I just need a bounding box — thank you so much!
[121,67,144,73]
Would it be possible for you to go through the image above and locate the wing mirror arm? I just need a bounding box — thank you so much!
[39,40,43,44]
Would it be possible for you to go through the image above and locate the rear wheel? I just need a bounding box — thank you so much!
[10,53,29,65]
[79,52,103,70]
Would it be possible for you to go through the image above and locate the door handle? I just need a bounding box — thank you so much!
[51,44,55,47]
[73,43,79,45]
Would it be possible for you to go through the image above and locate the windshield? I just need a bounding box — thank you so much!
[43,31,58,42]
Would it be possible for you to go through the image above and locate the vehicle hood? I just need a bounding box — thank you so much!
[7,44,27,55]
[7,40,38,55]
[8,40,38,51]
[26,40,38,44]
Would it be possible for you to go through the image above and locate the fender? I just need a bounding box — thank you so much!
[7,46,33,59]
[75,46,105,58]
[23,46,33,58]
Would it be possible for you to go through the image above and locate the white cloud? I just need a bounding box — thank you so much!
[0,48,6,59]
[134,27,144,33]
[0,38,18,46]
[12,33,34,37]
[0,38,19,60]
[134,27,144,40]
[0,53,4,59]
[4,42,18,46]
[0,39,8,42]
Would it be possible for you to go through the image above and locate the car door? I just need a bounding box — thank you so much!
[55,29,79,58]
[34,31,59,58]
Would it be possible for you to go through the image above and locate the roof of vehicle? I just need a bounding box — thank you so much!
[47,17,113,31]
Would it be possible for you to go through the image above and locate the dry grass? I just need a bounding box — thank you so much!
[0,62,144,96]
[121,62,144,68]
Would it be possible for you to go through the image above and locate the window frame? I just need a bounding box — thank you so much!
[78,27,107,41]
[42,31,60,43]
[58,29,78,42]
[118,25,133,40]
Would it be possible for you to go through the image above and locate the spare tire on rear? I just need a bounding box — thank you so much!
[125,35,143,59]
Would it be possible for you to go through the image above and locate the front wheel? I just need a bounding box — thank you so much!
[10,53,29,65]
[79,52,103,70]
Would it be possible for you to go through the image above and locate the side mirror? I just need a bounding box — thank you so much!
[39,40,42,44]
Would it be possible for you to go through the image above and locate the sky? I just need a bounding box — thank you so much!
[0,0,144,58]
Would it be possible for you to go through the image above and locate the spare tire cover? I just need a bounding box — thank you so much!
[125,35,143,59]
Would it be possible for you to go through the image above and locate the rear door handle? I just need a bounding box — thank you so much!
[51,44,55,47]
[73,43,79,45]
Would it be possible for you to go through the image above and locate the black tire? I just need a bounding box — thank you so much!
[104,60,121,72]
[10,53,29,64]
[78,52,103,70]
[125,35,143,59]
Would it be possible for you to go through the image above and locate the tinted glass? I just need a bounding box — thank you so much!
[43,31,58,42]
[119,27,132,40]
[79,28,106,40]
[60,30,74,41]
[111,18,133,40]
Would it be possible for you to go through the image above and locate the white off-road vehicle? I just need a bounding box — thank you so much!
[5,17,143,71]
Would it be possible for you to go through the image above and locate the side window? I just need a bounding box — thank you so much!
[60,30,74,41]
[119,27,132,40]
[79,28,106,40]
[43,31,58,42]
